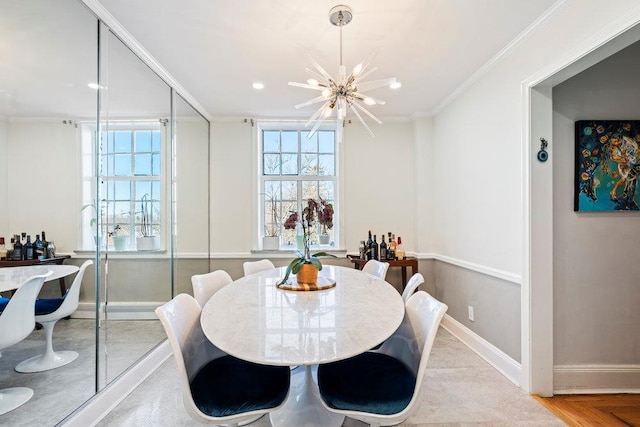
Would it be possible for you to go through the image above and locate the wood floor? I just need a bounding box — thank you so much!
[534,394,640,426]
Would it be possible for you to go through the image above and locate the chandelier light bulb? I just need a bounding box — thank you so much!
[364,97,376,106]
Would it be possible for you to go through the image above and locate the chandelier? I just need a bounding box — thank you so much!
[289,5,397,142]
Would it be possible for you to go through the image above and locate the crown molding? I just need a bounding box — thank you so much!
[80,0,212,122]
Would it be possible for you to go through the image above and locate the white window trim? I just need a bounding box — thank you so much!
[253,120,343,251]
[80,119,169,252]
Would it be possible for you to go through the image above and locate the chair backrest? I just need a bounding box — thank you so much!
[53,260,93,318]
[191,270,233,307]
[401,273,425,302]
[362,259,390,280]
[242,259,275,276]
[155,294,224,385]
[376,291,447,415]
[0,272,51,350]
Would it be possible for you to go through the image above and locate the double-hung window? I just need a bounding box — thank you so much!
[82,121,165,250]
[259,124,338,249]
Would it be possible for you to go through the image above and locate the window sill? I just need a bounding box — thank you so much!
[251,247,347,258]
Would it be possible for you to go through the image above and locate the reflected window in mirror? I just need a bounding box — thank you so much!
[81,121,167,251]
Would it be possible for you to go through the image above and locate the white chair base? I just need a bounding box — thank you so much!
[270,365,344,427]
[15,350,78,373]
[0,387,34,415]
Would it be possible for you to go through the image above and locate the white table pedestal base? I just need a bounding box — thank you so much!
[270,365,344,427]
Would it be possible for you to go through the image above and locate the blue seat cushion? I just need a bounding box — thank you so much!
[0,297,8,313]
[318,352,416,415]
[34,298,65,316]
[190,355,290,418]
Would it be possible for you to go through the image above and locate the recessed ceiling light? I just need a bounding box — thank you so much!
[389,81,402,89]
[252,82,265,90]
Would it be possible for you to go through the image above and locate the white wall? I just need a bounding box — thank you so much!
[5,121,79,252]
[428,0,640,369]
[0,118,8,235]
[209,119,416,256]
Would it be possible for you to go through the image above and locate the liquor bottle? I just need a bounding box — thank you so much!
[396,236,406,260]
[41,230,49,259]
[7,236,14,260]
[379,234,387,261]
[371,234,379,261]
[0,237,6,260]
[366,230,373,260]
[359,240,366,259]
[387,232,396,260]
[34,234,44,260]
[13,234,23,260]
[25,235,34,260]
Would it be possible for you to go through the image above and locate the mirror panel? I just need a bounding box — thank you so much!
[96,26,172,387]
[0,0,98,424]
[173,94,211,294]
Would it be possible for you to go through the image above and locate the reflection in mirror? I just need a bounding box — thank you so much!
[95,27,172,388]
[173,94,211,295]
[0,0,98,424]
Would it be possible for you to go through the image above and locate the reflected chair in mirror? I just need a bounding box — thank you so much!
[15,260,93,373]
[362,259,390,280]
[0,272,51,415]
[191,270,233,308]
[242,259,275,277]
[155,294,290,426]
[402,273,425,303]
[317,291,447,427]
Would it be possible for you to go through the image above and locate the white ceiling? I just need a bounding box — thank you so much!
[95,0,559,119]
[1,0,560,120]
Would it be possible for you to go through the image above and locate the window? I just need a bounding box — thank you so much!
[259,125,338,249]
[81,122,165,250]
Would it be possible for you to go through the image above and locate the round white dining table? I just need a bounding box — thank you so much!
[201,264,405,427]
[0,265,80,293]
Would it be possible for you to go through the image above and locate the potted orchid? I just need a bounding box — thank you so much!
[317,198,334,245]
[279,198,336,285]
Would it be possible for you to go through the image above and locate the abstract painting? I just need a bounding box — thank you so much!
[575,120,640,211]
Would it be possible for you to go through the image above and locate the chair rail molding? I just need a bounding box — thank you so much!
[413,252,522,285]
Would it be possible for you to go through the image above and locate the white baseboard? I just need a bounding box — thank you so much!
[73,302,163,320]
[441,314,522,386]
[57,340,171,427]
[554,364,640,394]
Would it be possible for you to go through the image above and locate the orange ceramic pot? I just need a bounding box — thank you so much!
[297,263,318,285]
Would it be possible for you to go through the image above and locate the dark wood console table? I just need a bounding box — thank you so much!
[346,254,418,290]
[0,255,72,295]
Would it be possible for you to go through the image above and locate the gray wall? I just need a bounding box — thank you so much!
[552,41,640,366]
[434,261,521,361]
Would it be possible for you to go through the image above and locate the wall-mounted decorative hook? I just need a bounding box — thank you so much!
[537,137,549,162]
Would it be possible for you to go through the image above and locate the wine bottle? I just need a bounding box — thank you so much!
[387,232,396,260]
[396,236,405,260]
[13,234,23,260]
[0,237,6,260]
[34,234,44,260]
[371,234,379,261]
[379,234,387,261]
[25,235,34,260]
[41,230,49,259]
[366,230,373,260]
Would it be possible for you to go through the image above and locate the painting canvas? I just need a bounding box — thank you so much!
[575,120,640,211]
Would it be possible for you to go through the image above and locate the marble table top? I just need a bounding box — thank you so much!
[201,265,405,366]
[0,265,79,293]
